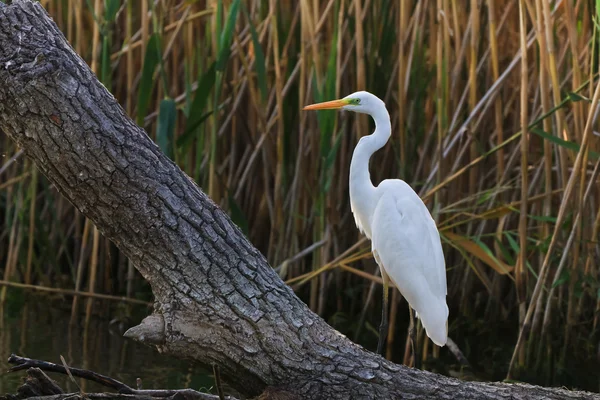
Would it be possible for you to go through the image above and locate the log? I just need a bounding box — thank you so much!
[0,1,598,399]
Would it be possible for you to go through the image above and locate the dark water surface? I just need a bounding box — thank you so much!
[0,292,216,396]
[1,289,598,397]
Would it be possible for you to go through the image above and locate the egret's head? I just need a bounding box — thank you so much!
[303,91,385,116]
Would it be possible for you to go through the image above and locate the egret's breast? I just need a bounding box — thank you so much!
[350,198,372,239]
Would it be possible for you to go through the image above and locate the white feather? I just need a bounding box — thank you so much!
[370,181,448,346]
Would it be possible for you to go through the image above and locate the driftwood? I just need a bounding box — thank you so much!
[1,360,234,400]
[7,355,149,395]
[0,1,599,399]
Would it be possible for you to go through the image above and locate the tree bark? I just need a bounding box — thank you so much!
[0,1,597,399]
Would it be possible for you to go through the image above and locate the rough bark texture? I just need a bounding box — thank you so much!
[0,1,598,399]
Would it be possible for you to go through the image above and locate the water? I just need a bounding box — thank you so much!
[1,290,597,397]
[0,291,216,396]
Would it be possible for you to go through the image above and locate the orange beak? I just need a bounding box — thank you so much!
[303,99,349,111]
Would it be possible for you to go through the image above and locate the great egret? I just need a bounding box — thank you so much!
[303,91,448,362]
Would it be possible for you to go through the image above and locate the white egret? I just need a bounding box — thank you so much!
[303,91,448,363]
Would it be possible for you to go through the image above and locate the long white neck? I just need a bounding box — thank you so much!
[349,105,391,236]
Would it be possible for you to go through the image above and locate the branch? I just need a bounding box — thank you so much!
[8,355,134,394]
[5,356,237,400]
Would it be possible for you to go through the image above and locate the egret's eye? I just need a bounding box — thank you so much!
[348,98,361,106]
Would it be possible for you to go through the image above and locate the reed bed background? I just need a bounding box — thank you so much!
[0,0,599,391]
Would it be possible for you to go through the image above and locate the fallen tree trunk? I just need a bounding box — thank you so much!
[0,1,598,399]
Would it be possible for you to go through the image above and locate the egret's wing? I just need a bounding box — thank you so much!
[371,185,448,345]
[420,199,447,296]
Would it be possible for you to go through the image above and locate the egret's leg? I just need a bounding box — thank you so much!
[377,269,390,355]
[409,307,421,369]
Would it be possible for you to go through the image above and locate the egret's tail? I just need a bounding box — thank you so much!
[417,300,449,347]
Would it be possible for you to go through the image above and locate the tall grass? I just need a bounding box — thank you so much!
[1,0,599,390]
